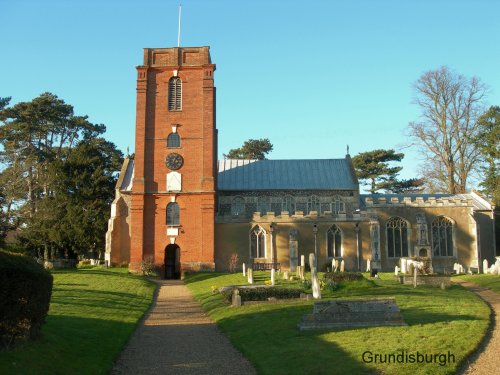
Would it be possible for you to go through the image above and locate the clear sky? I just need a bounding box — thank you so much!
[1,0,499,189]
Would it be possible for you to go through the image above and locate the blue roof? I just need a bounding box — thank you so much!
[217,159,358,191]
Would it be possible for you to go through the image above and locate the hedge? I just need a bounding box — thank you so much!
[222,287,303,302]
[323,271,364,283]
[0,250,53,349]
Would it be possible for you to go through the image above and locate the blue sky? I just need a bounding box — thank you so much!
[1,0,499,188]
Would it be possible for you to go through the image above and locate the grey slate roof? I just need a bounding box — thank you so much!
[217,159,358,191]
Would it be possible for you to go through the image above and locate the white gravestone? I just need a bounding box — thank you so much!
[247,267,253,284]
[309,253,321,299]
[366,259,371,273]
[331,259,335,273]
[301,255,305,267]
[271,268,275,286]
[394,266,399,276]
[483,259,489,274]
[340,260,345,273]
[335,259,339,272]
[242,263,246,277]
[400,259,407,274]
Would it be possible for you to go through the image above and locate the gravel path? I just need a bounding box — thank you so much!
[453,279,500,375]
[110,280,257,375]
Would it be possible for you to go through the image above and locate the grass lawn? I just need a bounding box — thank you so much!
[185,271,490,375]
[454,274,500,293]
[0,267,155,375]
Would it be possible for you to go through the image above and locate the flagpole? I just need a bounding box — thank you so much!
[177,3,182,47]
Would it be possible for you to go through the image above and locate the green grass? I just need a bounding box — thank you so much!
[0,267,156,375]
[454,274,500,293]
[185,271,490,375]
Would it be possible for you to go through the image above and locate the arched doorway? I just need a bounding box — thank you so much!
[164,244,180,279]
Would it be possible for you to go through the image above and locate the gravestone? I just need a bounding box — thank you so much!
[309,253,321,299]
[394,266,399,275]
[247,267,253,284]
[400,258,407,274]
[483,259,488,274]
[289,231,298,272]
[283,271,289,280]
[340,260,345,272]
[271,268,275,286]
[242,263,246,277]
[298,298,406,330]
[413,268,417,288]
[331,259,335,273]
[297,265,305,280]
[301,255,305,267]
[232,289,241,307]
[335,259,339,272]
[366,259,371,273]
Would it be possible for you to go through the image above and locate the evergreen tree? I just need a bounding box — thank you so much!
[352,149,404,193]
[224,138,273,160]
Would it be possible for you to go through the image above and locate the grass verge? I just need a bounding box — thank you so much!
[185,271,490,375]
[454,274,500,293]
[0,267,155,375]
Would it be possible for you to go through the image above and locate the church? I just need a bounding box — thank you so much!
[105,46,496,278]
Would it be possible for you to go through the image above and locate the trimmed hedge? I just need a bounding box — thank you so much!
[222,287,303,302]
[323,271,364,283]
[0,250,53,349]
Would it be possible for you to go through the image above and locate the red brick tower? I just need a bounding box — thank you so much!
[130,47,216,277]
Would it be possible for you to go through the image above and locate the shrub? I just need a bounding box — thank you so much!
[140,256,157,276]
[228,253,239,273]
[0,250,53,349]
[323,271,364,283]
[221,287,303,302]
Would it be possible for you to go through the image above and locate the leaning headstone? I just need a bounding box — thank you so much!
[301,255,305,267]
[309,253,321,299]
[232,289,241,307]
[247,267,253,284]
[394,266,399,276]
[483,259,489,274]
[242,263,246,277]
[271,268,275,286]
[340,260,345,273]
[366,259,371,273]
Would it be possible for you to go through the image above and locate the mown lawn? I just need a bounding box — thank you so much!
[185,271,490,375]
[454,274,500,293]
[0,267,156,375]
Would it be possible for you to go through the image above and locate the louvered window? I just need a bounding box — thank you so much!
[166,203,180,226]
[168,77,182,111]
[167,133,181,148]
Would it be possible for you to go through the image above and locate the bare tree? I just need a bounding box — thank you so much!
[408,66,487,193]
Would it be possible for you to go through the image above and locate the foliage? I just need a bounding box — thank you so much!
[0,250,53,349]
[224,138,273,160]
[323,271,364,283]
[221,286,303,302]
[140,256,157,276]
[228,253,239,273]
[474,106,500,205]
[408,66,487,193]
[0,93,123,259]
[351,149,421,193]
[0,267,155,374]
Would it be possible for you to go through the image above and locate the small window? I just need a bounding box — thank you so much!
[168,77,182,111]
[167,133,181,148]
[327,225,342,258]
[432,217,453,256]
[250,226,266,258]
[231,196,245,216]
[166,202,180,226]
[308,195,320,214]
[386,217,409,258]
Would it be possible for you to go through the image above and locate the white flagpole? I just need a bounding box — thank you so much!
[177,3,182,47]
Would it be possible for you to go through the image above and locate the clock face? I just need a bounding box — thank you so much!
[165,153,184,170]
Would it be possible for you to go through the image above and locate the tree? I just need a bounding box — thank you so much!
[352,149,405,193]
[408,66,487,194]
[383,178,425,194]
[224,138,273,160]
[475,106,500,205]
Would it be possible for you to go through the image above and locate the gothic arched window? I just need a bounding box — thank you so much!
[432,216,454,256]
[167,133,181,148]
[283,195,295,214]
[168,77,182,111]
[250,226,266,258]
[386,217,409,258]
[166,202,180,226]
[308,195,320,214]
[327,225,342,258]
[231,196,245,216]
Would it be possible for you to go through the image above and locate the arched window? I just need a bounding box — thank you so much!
[432,217,454,256]
[167,133,181,148]
[327,225,342,258]
[257,196,269,215]
[386,217,409,258]
[231,196,245,216]
[250,226,266,258]
[308,195,320,214]
[166,202,180,226]
[283,195,295,214]
[168,77,182,111]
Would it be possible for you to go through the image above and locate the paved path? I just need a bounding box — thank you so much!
[453,279,500,375]
[111,280,256,375]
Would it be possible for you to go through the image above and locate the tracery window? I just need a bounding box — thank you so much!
[432,217,454,256]
[386,217,408,258]
[250,226,266,258]
[283,195,295,214]
[167,133,181,148]
[327,225,342,258]
[231,196,245,216]
[166,202,180,226]
[257,196,270,215]
[308,195,320,214]
[168,77,182,111]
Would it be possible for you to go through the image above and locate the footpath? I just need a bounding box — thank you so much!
[111,280,256,375]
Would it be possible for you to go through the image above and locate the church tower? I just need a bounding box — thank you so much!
[130,47,217,277]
